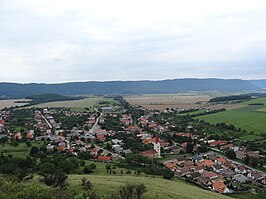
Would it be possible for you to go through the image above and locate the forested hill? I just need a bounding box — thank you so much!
[250,80,266,89]
[0,78,260,98]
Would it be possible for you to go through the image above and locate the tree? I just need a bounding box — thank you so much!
[30,146,39,156]
[163,169,174,180]
[250,157,259,167]
[225,149,236,159]
[135,184,147,199]
[244,155,250,165]
[83,165,93,174]
[186,142,194,153]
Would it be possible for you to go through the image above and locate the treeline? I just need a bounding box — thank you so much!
[25,93,84,105]
[209,92,266,103]
[209,95,251,103]
[190,108,225,117]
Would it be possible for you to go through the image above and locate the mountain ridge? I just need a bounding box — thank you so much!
[0,78,261,99]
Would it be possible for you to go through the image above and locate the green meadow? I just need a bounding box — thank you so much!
[197,98,266,141]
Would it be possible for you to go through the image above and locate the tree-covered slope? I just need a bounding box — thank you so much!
[0,78,260,98]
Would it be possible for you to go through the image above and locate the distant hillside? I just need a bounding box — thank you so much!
[250,80,266,89]
[0,78,260,98]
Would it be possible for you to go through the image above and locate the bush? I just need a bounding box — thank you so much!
[89,163,96,170]
[80,160,86,167]
[83,166,93,174]
[163,169,174,180]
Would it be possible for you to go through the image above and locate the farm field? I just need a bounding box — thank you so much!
[0,98,30,109]
[197,98,266,141]
[27,97,118,111]
[68,174,231,199]
[125,94,242,111]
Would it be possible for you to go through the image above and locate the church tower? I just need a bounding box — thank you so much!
[153,134,161,158]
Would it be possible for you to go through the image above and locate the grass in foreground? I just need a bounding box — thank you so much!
[68,174,231,199]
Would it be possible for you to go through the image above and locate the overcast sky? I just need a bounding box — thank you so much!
[1,0,266,83]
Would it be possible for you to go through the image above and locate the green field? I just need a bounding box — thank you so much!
[0,142,43,158]
[68,175,230,199]
[67,159,231,199]
[27,97,118,111]
[197,98,266,141]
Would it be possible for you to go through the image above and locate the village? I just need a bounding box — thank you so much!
[0,97,266,196]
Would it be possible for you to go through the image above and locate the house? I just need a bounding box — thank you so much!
[233,174,248,183]
[192,154,203,162]
[212,181,230,194]
[97,134,106,141]
[27,130,34,139]
[98,156,111,161]
[57,142,65,151]
[222,169,235,178]
[216,157,227,165]
[207,153,217,161]
[247,151,261,159]
[142,137,168,147]
[212,164,224,174]
[176,156,189,166]
[220,144,239,152]
[46,144,55,152]
[90,147,99,156]
[210,140,227,147]
[247,171,263,181]
[197,176,211,186]
[175,166,191,176]
[191,165,204,173]
[165,162,177,171]
[234,166,247,174]
[175,132,193,138]
[112,144,123,153]
[183,160,194,167]
[202,159,214,167]
[14,132,22,140]
[140,149,159,159]
[201,171,218,180]
[186,172,201,180]
[235,151,247,160]
[261,178,266,185]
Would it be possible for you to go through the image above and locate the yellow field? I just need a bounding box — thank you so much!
[125,94,241,111]
[0,98,30,109]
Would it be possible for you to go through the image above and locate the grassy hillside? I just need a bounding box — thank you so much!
[68,175,231,199]
[197,98,266,141]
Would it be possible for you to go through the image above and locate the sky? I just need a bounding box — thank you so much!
[1,0,266,83]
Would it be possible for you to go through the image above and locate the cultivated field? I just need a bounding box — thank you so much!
[125,94,211,110]
[125,94,240,111]
[0,99,30,109]
[27,97,117,111]
[197,98,266,141]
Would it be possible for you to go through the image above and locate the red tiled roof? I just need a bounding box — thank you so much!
[213,181,227,193]
[210,140,227,146]
[176,132,192,137]
[202,171,218,179]
[98,156,111,161]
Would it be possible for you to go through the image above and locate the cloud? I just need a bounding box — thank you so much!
[0,0,266,82]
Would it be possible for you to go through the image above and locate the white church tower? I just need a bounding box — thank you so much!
[153,134,161,158]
